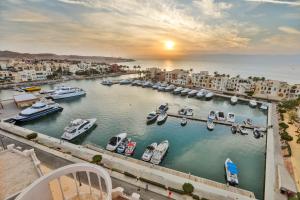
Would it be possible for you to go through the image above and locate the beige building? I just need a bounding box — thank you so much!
[165,69,189,85]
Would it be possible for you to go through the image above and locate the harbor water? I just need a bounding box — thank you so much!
[1,76,267,199]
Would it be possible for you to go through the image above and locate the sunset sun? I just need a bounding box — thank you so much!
[165,40,175,50]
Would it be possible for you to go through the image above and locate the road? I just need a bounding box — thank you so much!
[0,133,171,200]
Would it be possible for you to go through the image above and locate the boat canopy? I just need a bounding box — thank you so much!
[228,162,239,174]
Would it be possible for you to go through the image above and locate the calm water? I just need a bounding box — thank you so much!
[1,76,267,199]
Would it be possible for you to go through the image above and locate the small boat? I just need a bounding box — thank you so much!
[230,96,238,105]
[106,133,127,151]
[116,138,128,154]
[173,87,184,94]
[158,103,168,113]
[101,80,113,86]
[188,90,198,97]
[253,128,261,139]
[157,112,168,125]
[178,108,193,116]
[136,80,144,86]
[260,102,268,111]
[23,86,41,92]
[131,80,139,86]
[164,84,176,92]
[39,89,55,94]
[158,85,167,91]
[225,158,239,186]
[152,83,160,89]
[231,124,238,134]
[181,117,187,126]
[227,113,235,123]
[249,100,257,108]
[208,111,216,120]
[243,118,253,126]
[238,125,248,135]
[142,81,151,88]
[196,89,207,98]
[181,88,191,96]
[50,86,86,100]
[216,111,226,121]
[207,119,215,130]
[142,142,158,161]
[125,140,137,156]
[119,79,132,85]
[146,111,159,124]
[150,140,169,165]
[61,118,97,140]
[205,92,214,100]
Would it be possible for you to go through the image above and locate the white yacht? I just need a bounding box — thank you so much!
[208,111,216,120]
[216,111,226,121]
[207,119,215,130]
[196,89,207,98]
[227,113,235,123]
[158,83,168,91]
[152,83,160,89]
[181,88,191,96]
[141,142,158,162]
[142,81,153,88]
[50,86,86,100]
[131,80,139,86]
[225,158,239,186]
[39,89,55,94]
[150,140,169,165]
[188,90,198,97]
[205,92,214,100]
[230,96,238,105]
[249,100,257,108]
[106,133,127,151]
[260,102,268,111]
[61,118,97,140]
[157,103,168,113]
[157,112,168,125]
[178,108,193,116]
[164,84,176,92]
[101,80,113,86]
[173,87,183,94]
[13,100,63,123]
[119,79,132,85]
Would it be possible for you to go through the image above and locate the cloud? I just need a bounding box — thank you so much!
[245,0,300,6]
[193,0,232,18]
[278,26,300,35]
[1,10,50,23]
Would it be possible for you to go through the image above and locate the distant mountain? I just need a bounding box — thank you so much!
[0,50,135,63]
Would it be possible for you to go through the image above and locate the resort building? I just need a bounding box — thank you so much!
[191,72,213,88]
[165,69,189,85]
[145,67,165,82]
[226,77,254,95]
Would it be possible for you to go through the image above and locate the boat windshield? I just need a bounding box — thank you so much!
[109,137,119,145]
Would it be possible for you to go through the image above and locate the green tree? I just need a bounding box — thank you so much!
[182,183,194,194]
[92,155,102,164]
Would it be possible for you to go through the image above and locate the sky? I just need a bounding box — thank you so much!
[0,0,300,59]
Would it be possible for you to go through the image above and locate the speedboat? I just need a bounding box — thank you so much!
[208,111,216,120]
[260,102,268,111]
[157,103,168,113]
[181,118,187,126]
[253,128,262,139]
[230,96,238,105]
[249,100,257,108]
[50,86,86,100]
[142,142,158,161]
[207,119,215,130]
[125,140,137,156]
[181,88,191,96]
[238,125,248,135]
[101,80,113,86]
[116,138,128,154]
[188,90,198,97]
[205,92,214,100]
[106,133,127,151]
[150,140,169,165]
[243,118,253,126]
[231,124,238,134]
[61,118,97,140]
[152,83,160,89]
[173,87,183,94]
[136,80,144,86]
[216,111,226,121]
[119,79,132,85]
[178,108,193,116]
[13,101,63,123]
[146,111,159,124]
[143,81,153,88]
[157,112,168,125]
[196,89,207,98]
[23,86,41,92]
[131,80,139,86]
[165,84,176,92]
[225,158,239,186]
[158,85,167,91]
[227,113,235,123]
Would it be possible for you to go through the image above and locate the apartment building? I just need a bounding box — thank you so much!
[165,69,189,85]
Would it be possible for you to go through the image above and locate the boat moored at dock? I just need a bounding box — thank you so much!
[150,140,169,165]
[205,92,214,100]
[181,88,191,96]
[157,103,168,113]
[146,111,159,124]
[119,79,132,85]
[181,117,187,126]
[142,142,157,161]
[207,119,215,130]
[225,158,239,186]
[164,84,176,92]
[178,108,193,116]
[196,89,207,98]
[249,100,257,108]
[230,96,238,105]
[216,111,226,121]
[157,112,168,125]
[173,87,183,94]
[50,86,86,100]
[61,118,97,140]
[125,140,137,156]
[106,133,127,151]
[260,102,268,111]
[188,90,198,97]
[23,86,41,92]
[208,111,216,120]
[227,113,235,123]
[101,80,113,86]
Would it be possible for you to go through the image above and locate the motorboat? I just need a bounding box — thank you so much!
[50,86,86,100]
[116,138,128,154]
[164,84,176,92]
[146,111,159,124]
[205,92,214,100]
[238,125,248,135]
[12,100,63,123]
[227,113,235,123]
[208,111,216,120]
[231,124,238,134]
[260,102,268,111]
[142,142,158,162]
[178,108,193,116]
[106,133,127,151]
[131,80,139,86]
[125,140,137,156]
[253,128,262,139]
[152,83,160,89]
[150,140,169,165]
[136,80,144,86]
[181,118,187,126]
[157,112,168,125]
[61,118,97,140]
[101,80,113,86]
[173,87,184,94]
[207,119,215,130]
[23,86,41,92]
[243,118,253,126]
[225,158,239,186]
[158,85,167,91]
[216,111,226,121]
[119,79,132,85]
[249,100,257,108]
[157,103,168,113]
[181,88,191,96]
[142,81,153,88]
[196,89,207,98]
[188,90,198,97]
[39,89,55,94]
[230,96,238,105]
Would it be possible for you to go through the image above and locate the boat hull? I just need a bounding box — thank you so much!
[14,107,63,123]
[50,91,86,100]
[61,119,97,141]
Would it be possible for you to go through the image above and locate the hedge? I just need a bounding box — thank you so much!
[167,187,185,195]
[139,177,165,188]
[284,143,292,157]
[281,132,293,141]
[279,122,289,130]
[124,171,137,179]
[111,168,123,173]
[26,132,38,140]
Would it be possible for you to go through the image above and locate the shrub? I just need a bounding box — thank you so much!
[191,194,200,200]
[297,137,300,144]
[91,155,102,164]
[182,183,194,194]
[168,187,185,195]
[284,143,292,157]
[26,132,38,140]
[139,177,165,188]
[278,109,287,113]
[281,132,293,141]
[279,122,289,130]
[124,171,137,179]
